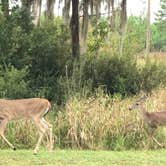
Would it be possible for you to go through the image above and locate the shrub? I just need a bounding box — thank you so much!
[140,60,166,92]
[67,53,166,98]
[82,53,141,96]
[0,66,29,98]
[27,20,71,101]
[0,7,33,69]
[0,10,72,102]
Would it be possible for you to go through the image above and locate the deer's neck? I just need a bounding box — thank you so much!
[138,105,149,120]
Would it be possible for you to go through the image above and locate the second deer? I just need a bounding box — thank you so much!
[129,96,166,148]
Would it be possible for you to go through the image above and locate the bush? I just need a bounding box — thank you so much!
[0,9,72,102]
[0,66,29,98]
[65,52,166,98]
[81,53,141,96]
[140,60,166,92]
[28,20,72,101]
[0,8,33,69]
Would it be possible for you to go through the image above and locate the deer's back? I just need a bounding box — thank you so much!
[146,111,166,127]
[0,98,51,120]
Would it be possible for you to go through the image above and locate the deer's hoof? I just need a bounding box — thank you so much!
[33,150,38,155]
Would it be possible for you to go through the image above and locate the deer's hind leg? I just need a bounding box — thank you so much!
[149,125,163,148]
[33,117,49,154]
[145,126,162,149]
[0,118,16,150]
[152,136,163,147]
[41,118,53,152]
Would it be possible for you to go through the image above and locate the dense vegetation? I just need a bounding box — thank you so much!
[0,9,165,102]
[0,0,165,151]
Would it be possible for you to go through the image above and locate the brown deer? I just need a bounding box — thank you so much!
[129,96,166,148]
[0,98,53,154]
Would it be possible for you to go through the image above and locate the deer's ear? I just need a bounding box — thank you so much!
[142,95,147,100]
[139,95,148,101]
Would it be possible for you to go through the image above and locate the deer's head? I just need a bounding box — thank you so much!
[129,95,147,111]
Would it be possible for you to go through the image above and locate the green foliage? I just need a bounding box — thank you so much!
[0,8,71,102]
[9,6,33,33]
[140,60,166,92]
[28,20,71,101]
[88,16,147,56]
[0,66,29,98]
[60,52,166,98]
[0,7,165,103]
[150,24,160,51]
[81,54,140,96]
[124,16,146,55]
[87,18,108,53]
[0,7,33,68]
[154,0,166,51]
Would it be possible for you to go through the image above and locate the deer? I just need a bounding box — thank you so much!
[0,98,53,154]
[129,95,166,149]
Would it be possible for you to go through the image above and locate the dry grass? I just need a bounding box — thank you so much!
[137,51,166,66]
[0,87,165,151]
[54,87,166,150]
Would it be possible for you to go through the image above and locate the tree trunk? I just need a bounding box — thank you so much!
[146,0,151,55]
[111,0,115,30]
[120,0,127,30]
[106,0,111,43]
[21,0,32,11]
[32,0,42,26]
[70,0,80,58]
[63,0,71,25]
[107,0,111,17]
[90,0,94,24]
[81,0,89,54]
[1,0,9,18]
[119,0,127,56]
[38,0,42,25]
[94,0,101,20]
[45,0,56,20]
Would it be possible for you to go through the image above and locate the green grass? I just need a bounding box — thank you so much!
[0,149,166,166]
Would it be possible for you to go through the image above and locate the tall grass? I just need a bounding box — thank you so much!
[54,88,166,150]
[1,88,165,150]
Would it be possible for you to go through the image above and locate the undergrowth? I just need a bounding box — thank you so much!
[0,87,166,151]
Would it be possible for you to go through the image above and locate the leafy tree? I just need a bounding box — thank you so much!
[1,0,9,18]
[155,0,166,51]
[124,16,146,55]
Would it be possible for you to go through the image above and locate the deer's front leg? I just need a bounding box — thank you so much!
[0,119,16,150]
